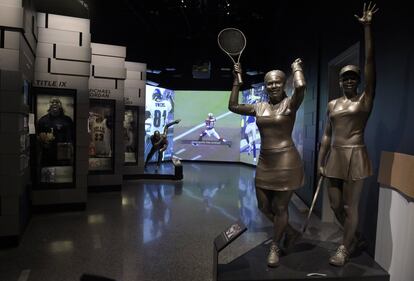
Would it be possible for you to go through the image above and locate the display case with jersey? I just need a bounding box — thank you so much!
[88,99,115,173]
[33,89,76,189]
[124,107,139,165]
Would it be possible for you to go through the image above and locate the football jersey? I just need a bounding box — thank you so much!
[147,99,172,134]
[145,117,152,134]
[91,118,111,156]
[205,117,216,130]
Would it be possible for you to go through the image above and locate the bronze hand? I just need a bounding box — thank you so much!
[354,2,379,25]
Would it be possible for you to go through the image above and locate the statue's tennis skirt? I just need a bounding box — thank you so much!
[255,145,304,191]
[325,145,372,180]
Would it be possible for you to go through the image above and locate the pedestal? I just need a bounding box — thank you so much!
[217,239,389,281]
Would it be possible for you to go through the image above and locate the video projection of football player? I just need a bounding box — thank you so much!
[88,101,114,171]
[240,86,265,165]
[36,95,74,184]
[145,85,175,163]
[173,90,240,162]
[198,113,230,146]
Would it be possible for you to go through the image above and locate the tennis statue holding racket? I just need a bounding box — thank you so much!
[227,49,306,266]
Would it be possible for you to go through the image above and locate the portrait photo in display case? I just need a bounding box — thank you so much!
[34,89,75,188]
[88,99,115,172]
[124,107,138,165]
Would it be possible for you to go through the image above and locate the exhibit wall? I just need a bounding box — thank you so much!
[316,1,414,256]
[0,0,37,242]
[32,12,91,207]
[124,61,146,175]
[88,43,127,190]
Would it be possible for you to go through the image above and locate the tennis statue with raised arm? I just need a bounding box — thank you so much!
[144,119,181,171]
[230,58,306,267]
[317,2,378,266]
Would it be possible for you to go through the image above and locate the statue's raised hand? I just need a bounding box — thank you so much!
[355,2,379,25]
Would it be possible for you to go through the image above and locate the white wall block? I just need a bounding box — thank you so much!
[125,61,146,72]
[36,12,45,27]
[0,4,23,28]
[37,27,81,46]
[56,44,91,62]
[34,57,48,73]
[81,32,91,47]
[0,0,22,7]
[124,87,141,106]
[125,79,144,89]
[47,14,90,33]
[89,77,117,89]
[4,31,20,50]
[50,59,90,77]
[92,65,127,80]
[126,70,143,80]
[91,43,126,58]
[375,187,414,281]
[92,55,125,68]
[0,49,20,71]
[35,42,54,58]
[37,42,91,62]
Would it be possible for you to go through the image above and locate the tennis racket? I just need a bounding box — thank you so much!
[217,28,246,84]
[302,176,325,233]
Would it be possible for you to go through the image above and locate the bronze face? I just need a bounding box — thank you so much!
[339,72,360,97]
[265,72,286,104]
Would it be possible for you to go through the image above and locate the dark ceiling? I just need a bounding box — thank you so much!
[34,0,321,88]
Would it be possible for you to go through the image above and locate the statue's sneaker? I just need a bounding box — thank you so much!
[329,244,350,266]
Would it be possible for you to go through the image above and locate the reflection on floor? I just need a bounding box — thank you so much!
[0,163,341,281]
[144,161,175,175]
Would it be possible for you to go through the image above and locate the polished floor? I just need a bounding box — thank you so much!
[0,163,341,281]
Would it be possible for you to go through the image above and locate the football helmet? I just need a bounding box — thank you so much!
[152,88,162,101]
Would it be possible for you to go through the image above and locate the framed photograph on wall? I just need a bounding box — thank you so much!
[88,99,115,173]
[33,88,76,189]
[124,106,139,165]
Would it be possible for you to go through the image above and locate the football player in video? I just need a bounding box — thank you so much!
[244,115,258,161]
[198,113,230,147]
[144,119,181,171]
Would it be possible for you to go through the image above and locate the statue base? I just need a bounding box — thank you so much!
[216,239,389,281]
